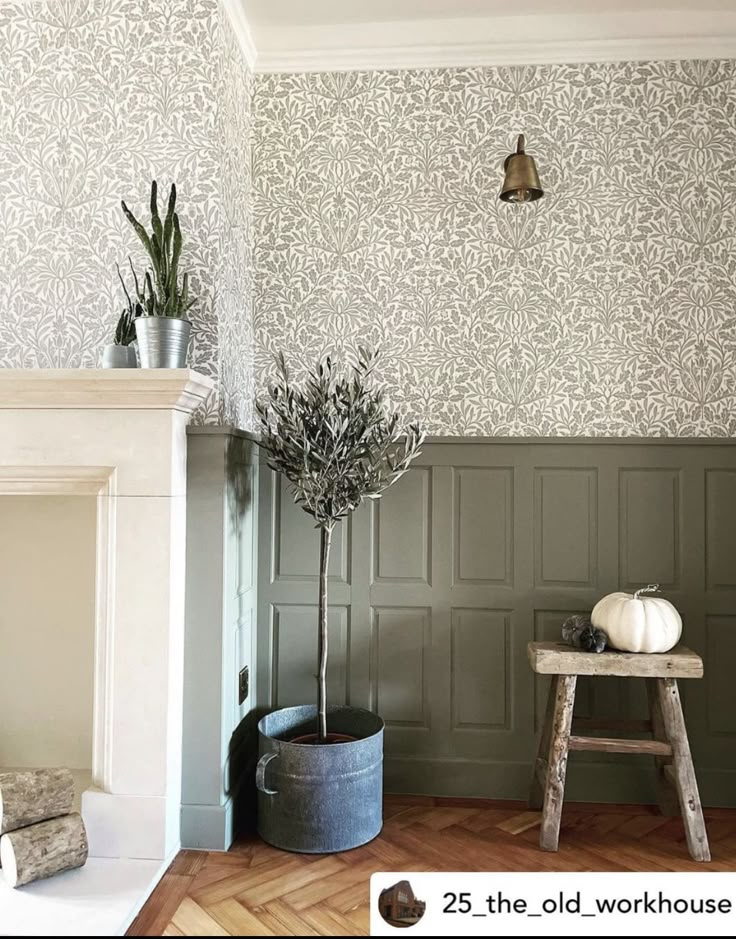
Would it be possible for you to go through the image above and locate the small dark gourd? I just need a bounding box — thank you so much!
[561,614,607,653]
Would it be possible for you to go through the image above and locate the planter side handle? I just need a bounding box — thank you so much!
[256,751,279,795]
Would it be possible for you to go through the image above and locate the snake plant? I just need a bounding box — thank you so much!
[121,181,194,318]
[113,259,142,345]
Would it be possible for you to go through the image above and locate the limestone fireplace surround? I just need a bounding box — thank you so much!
[0,369,213,865]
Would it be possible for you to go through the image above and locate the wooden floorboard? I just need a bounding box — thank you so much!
[128,796,736,937]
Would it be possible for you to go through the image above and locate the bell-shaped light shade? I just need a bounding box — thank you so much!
[499,134,543,203]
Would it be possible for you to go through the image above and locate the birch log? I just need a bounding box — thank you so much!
[0,769,75,834]
[0,813,88,887]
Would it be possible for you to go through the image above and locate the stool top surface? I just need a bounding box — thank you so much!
[527,642,703,678]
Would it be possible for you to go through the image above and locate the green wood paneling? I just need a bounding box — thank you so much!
[257,440,736,806]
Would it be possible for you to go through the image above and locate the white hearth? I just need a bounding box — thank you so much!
[0,369,213,934]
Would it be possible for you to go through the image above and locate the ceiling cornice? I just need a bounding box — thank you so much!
[254,35,736,73]
[224,7,736,74]
[221,0,258,70]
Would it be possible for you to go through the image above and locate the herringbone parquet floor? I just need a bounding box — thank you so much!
[128,796,736,936]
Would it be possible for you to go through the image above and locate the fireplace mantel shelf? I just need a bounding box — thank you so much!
[0,368,214,412]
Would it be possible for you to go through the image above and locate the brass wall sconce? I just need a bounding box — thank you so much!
[499,134,543,203]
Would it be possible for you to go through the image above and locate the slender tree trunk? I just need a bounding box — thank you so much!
[317,525,333,742]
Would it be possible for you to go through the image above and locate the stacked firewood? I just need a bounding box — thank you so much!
[0,769,88,887]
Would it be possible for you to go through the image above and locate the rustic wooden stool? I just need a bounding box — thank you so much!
[527,641,710,862]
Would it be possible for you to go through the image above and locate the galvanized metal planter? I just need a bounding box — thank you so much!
[256,705,384,854]
[101,343,137,368]
[135,316,191,368]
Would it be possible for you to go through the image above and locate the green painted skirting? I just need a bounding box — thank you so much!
[385,758,736,808]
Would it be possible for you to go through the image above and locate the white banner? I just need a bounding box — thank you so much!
[370,871,736,936]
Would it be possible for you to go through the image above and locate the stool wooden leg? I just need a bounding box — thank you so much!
[655,678,711,862]
[539,674,576,852]
[645,678,679,817]
[529,676,558,810]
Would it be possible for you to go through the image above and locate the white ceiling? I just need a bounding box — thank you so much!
[228,1,736,72]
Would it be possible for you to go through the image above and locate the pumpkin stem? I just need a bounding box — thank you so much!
[634,583,660,599]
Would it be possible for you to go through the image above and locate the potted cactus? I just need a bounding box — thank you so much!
[121,180,194,368]
[255,348,424,853]
[101,261,142,368]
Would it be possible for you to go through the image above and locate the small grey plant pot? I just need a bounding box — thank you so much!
[101,343,137,368]
[135,316,191,368]
[256,705,384,854]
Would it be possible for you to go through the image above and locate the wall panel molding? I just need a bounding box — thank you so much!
[271,473,350,584]
[372,468,432,586]
[534,467,598,588]
[271,603,350,710]
[705,615,736,737]
[450,608,511,731]
[453,467,513,586]
[619,468,681,590]
[706,470,736,591]
[369,607,431,729]
[258,439,736,805]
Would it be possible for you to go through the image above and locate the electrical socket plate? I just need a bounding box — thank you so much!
[238,666,249,706]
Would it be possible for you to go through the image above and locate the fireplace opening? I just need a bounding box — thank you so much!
[0,495,97,809]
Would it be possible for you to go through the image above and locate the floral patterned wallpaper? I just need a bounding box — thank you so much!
[253,62,736,436]
[0,0,254,425]
[217,2,254,429]
[3,4,735,438]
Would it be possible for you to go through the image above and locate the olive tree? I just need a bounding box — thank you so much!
[257,348,425,741]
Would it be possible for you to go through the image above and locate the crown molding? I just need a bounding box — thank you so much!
[232,9,736,74]
[222,4,736,74]
[254,35,736,73]
[221,0,258,71]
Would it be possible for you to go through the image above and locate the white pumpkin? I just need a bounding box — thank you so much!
[591,584,682,653]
